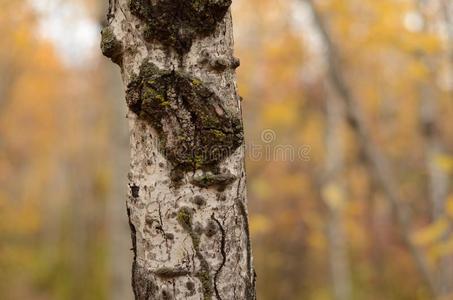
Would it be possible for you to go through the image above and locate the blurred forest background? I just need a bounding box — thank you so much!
[1,0,452,299]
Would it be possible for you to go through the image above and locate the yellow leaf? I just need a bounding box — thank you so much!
[250,214,271,235]
[262,101,298,127]
[433,154,453,173]
[446,195,453,218]
[427,237,453,261]
[322,182,345,210]
[250,178,271,199]
[412,218,449,246]
[308,231,327,250]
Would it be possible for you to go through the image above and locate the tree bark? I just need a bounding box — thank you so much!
[101,1,256,299]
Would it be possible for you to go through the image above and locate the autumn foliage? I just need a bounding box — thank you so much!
[0,0,452,299]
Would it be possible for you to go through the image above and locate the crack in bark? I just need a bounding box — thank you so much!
[157,196,172,258]
[177,207,213,299]
[172,280,176,298]
[211,214,227,300]
[107,0,117,22]
[127,207,137,258]
[127,207,146,299]
[235,198,256,299]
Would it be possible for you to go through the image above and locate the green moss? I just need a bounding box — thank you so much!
[177,207,193,230]
[194,155,204,169]
[160,101,171,108]
[129,0,232,54]
[196,268,213,300]
[100,26,123,64]
[125,61,244,176]
[192,78,202,86]
[211,129,226,139]
[191,171,237,190]
[143,87,165,102]
[175,206,213,300]
[154,267,190,278]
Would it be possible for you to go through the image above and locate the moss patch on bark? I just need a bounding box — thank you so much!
[129,0,232,53]
[126,61,243,175]
[100,26,123,65]
[176,207,213,300]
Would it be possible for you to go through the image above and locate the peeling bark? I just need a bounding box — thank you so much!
[101,1,256,299]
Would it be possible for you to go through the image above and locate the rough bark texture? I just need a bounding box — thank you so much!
[101,1,256,299]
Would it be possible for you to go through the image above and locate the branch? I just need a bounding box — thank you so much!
[440,0,453,67]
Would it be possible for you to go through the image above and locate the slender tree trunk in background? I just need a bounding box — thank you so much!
[415,1,452,296]
[441,0,453,67]
[303,0,438,297]
[418,70,452,298]
[422,106,449,222]
[101,1,255,299]
[415,0,449,223]
[321,83,352,300]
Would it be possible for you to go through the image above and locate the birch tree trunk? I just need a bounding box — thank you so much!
[101,1,256,299]
[415,1,452,295]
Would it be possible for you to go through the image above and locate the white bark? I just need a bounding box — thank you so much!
[416,1,452,295]
[101,1,256,299]
[322,82,352,300]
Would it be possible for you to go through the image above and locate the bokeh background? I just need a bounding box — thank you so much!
[1,0,453,299]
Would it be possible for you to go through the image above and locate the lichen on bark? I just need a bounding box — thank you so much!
[191,170,237,191]
[126,61,244,174]
[129,0,232,53]
[100,26,123,65]
[176,207,214,300]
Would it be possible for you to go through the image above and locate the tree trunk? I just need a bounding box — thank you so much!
[415,1,452,295]
[101,1,256,299]
[321,82,352,300]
